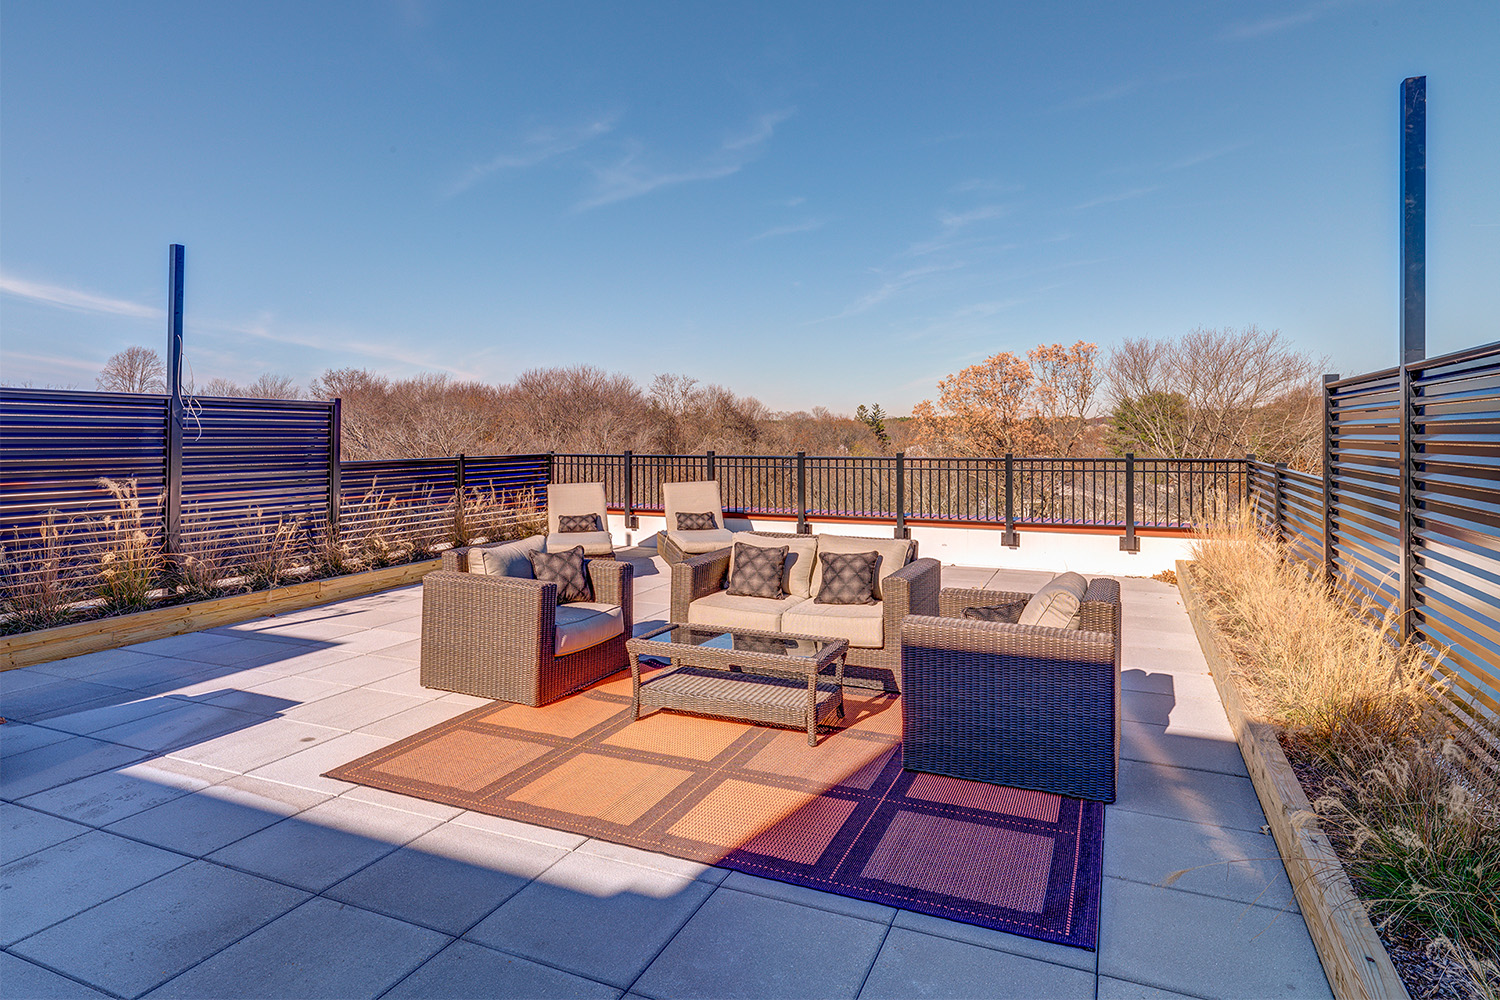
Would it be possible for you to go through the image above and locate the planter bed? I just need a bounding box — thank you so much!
[1177,559,1410,1000]
[0,559,439,671]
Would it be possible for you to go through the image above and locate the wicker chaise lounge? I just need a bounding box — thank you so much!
[420,538,634,706]
[656,480,735,565]
[900,578,1122,801]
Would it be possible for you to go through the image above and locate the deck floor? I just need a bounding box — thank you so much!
[1,551,1332,999]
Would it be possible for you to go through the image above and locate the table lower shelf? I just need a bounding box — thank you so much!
[636,664,844,742]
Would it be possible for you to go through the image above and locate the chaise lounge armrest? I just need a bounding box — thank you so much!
[938,578,1121,637]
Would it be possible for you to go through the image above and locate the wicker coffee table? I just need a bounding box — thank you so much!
[626,623,849,746]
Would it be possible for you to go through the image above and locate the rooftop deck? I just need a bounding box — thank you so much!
[1,551,1332,999]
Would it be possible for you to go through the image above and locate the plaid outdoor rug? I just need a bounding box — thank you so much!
[326,671,1105,949]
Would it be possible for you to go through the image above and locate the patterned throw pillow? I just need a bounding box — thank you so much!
[528,546,594,604]
[727,542,787,599]
[558,514,599,533]
[963,601,1028,624]
[675,511,717,530]
[814,551,878,605]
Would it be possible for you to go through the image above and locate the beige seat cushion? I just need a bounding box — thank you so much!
[782,599,885,649]
[809,534,913,602]
[546,531,614,557]
[732,532,819,598]
[664,527,735,555]
[686,590,805,633]
[1018,572,1089,628]
[553,602,624,657]
[471,535,545,577]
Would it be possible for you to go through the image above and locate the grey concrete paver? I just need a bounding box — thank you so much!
[383,939,621,999]
[0,678,130,722]
[338,783,465,820]
[1120,719,1249,777]
[0,721,73,758]
[0,802,92,864]
[276,686,428,732]
[0,952,114,998]
[355,698,470,738]
[325,822,568,934]
[1122,688,1233,734]
[358,663,445,699]
[74,657,229,696]
[105,773,329,856]
[26,647,166,680]
[88,699,265,753]
[1103,807,1297,910]
[889,907,1097,973]
[0,829,191,946]
[450,809,589,850]
[36,693,184,736]
[0,734,148,800]
[574,837,731,885]
[243,730,391,793]
[18,757,220,827]
[1098,974,1213,999]
[164,635,321,668]
[141,896,448,1000]
[164,715,345,773]
[12,860,308,999]
[200,673,351,714]
[207,796,442,891]
[1113,760,1269,834]
[634,887,888,1000]
[858,925,1095,999]
[1098,877,1331,999]
[718,871,894,922]
[465,851,715,988]
[291,652,414,687]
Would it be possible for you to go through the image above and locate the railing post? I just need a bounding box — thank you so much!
[706,449,716,480]
[163,244,185,561]
[327,398,341,547]
[1244,453,1255,509]
[1002,453,1019,548]
[1322,373,1339,588]
[1273,462,1287,548]
[1119,453,1139,553]
[1398,362,1417,643]
[894,452,908,539]
[796,451,809,534]
[453,453,467,543]
[623,450,637,529]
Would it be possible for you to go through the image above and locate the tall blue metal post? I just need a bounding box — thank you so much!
[1398,75,1426,641]
[164,244,185,559]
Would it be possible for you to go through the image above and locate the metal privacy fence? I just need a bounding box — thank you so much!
[552,451,1246,541]
[0,388,548,589]
[1250,341,1500,742]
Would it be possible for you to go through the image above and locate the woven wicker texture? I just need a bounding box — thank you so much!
[325,680,1105,949]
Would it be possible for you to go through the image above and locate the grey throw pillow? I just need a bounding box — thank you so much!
[814,551,878,605]
[558,514,599,533]
[676,511,717,530]
[963,601,1027,624]
[727,542,787,599]
[528,546,594,604]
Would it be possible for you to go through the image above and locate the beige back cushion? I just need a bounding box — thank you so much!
[809,534,914,602]
[472,535,546,578]
[1017,572,1089,627]
[662,480,724,530]
[547,482,608,534]
[731,532,820,598]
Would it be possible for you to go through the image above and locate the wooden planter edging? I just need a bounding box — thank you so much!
[1175,559,1409,1000]
[0,560,441,671]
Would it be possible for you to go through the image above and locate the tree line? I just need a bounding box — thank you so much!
[86,325,1323,468]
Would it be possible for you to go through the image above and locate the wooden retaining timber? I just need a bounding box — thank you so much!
[1176,559,1410,1000]
[0,560,440,671]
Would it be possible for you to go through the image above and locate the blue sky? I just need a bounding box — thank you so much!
[2,1,1497,414]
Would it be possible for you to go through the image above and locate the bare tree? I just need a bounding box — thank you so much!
[1106,326,1322,466]
[1028,341,1100,455]
[199,374,301,398]
[97,347,166,393]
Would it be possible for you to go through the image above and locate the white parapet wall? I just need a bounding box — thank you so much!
[607,513,1192,577]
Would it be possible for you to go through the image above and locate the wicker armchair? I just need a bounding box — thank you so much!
[419,544,633,707]
[900,578,1122,802]
[671,532,941,693]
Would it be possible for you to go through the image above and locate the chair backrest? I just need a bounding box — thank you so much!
[546,482,609,534]
[662,479,725,530]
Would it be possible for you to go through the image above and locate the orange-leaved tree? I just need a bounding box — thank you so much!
[913,341,1099,457]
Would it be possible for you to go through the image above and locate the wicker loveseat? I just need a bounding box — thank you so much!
[419,536,633,706]
[899,578,1122,801]
[670,531,940,692]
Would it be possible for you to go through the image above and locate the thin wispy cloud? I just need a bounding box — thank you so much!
[1071,185,1162,211]
[1164,140,1255,171]
[1052,81,1141,112]
[446,116,616,197]
[831,262,964,319]
[1221,0,1350,40]
[937,204,1012,229]
[3,350,103,376]
[748,218,826,242]
[0,271,162,320]
[575,108,796,211]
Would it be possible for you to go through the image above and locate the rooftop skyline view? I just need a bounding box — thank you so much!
[2,1,1497,413]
